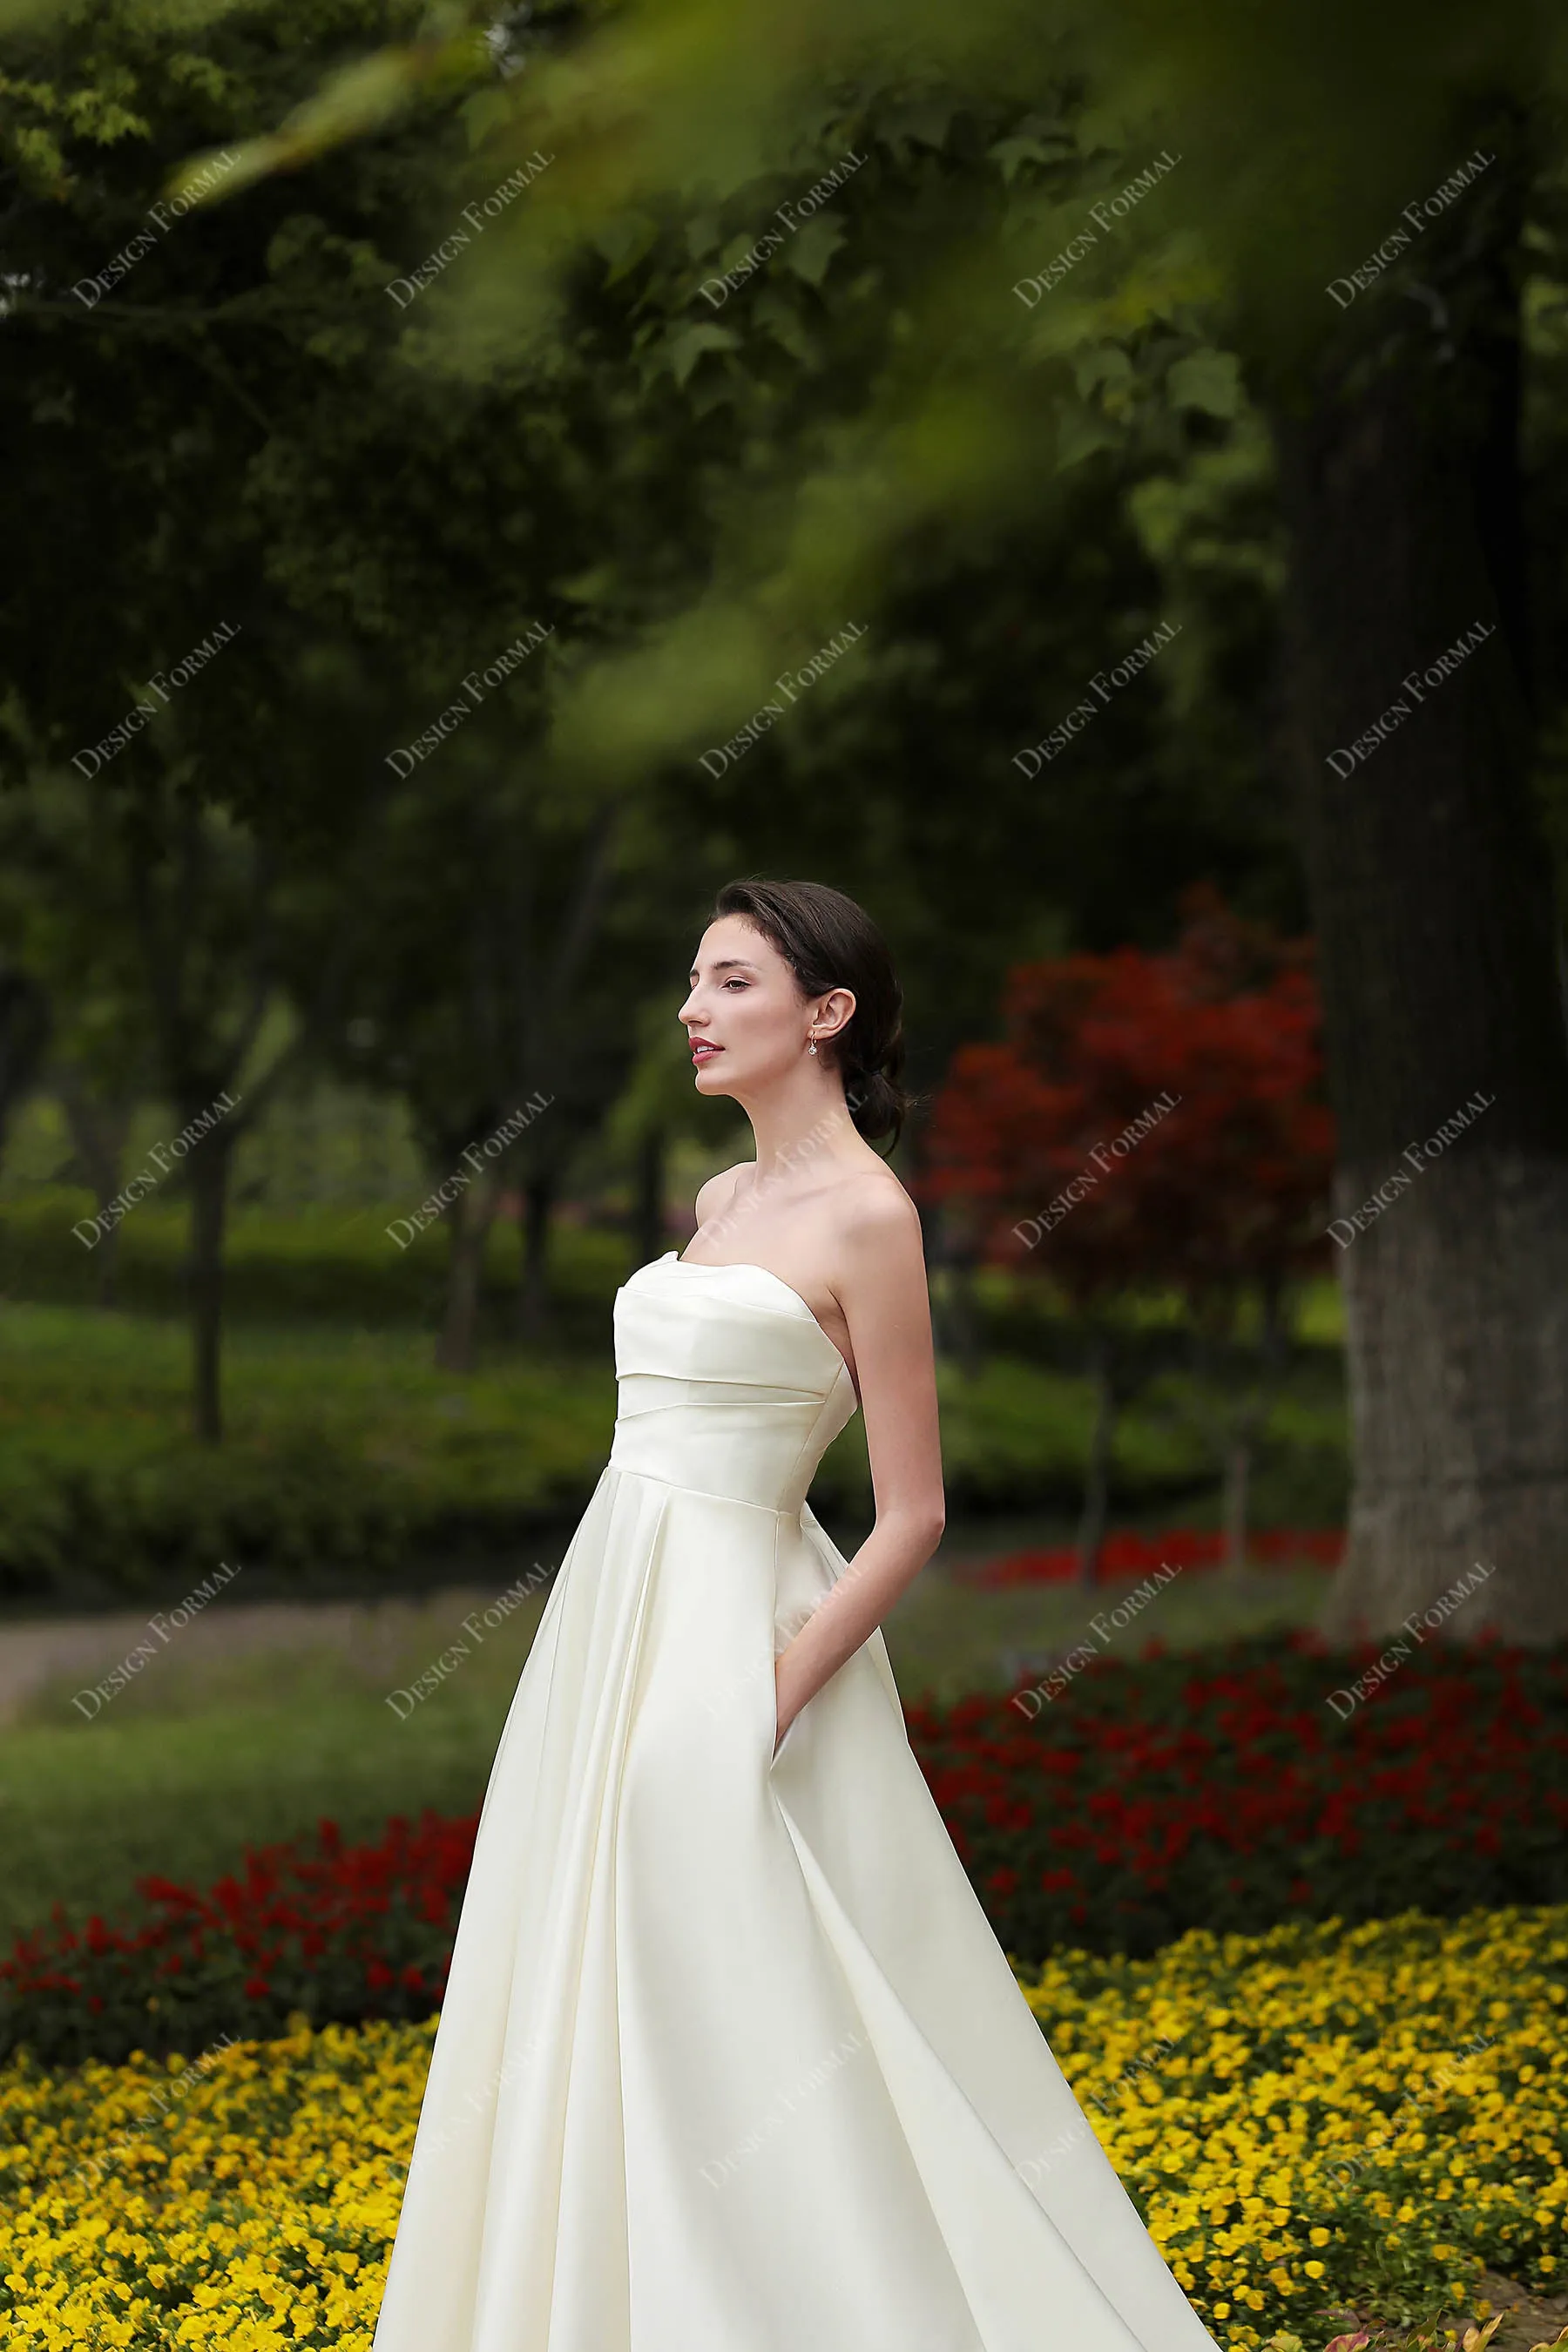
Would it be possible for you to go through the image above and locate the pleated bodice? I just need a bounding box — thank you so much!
[607,1253,858,1517]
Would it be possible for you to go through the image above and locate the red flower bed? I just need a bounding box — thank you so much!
[907,1629,1568,1962]
[959,1525,1345,1587]
[1,1810,479,2068]
[6,1629,1566,2066]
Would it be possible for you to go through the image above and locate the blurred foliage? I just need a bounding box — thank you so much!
[5,0,1563,1062]
[1,0,1565,1551]
[106,0,1568,789]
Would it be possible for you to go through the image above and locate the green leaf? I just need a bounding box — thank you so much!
[1166,350,1243,418]
[754,291,818,366]
[689,371,737,418]
[459,89,513,150]
[661,321,740,387]
[685,210,724,262]
[780,214,846,289]
[1074,106,1132,159]
[1072,344,1134,402]
[1056,402,1119,470]
[594,211,659,285]
[882,98,956,152]
[989,134,1074,185]
[553,564,620,607]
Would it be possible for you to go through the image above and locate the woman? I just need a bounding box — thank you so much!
[371,877,1224,2352]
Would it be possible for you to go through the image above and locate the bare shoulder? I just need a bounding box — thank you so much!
[834,1168,924,1261]
[693,1160,750,1227]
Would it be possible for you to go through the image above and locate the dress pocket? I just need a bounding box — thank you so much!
[769,1701,806,1771]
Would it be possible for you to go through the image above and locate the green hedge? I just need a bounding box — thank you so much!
[0,1193,1348,1600]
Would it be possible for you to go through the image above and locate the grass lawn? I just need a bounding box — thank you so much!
[0,1596,549,1949]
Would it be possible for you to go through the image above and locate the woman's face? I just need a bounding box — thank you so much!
[679,916,824,1102]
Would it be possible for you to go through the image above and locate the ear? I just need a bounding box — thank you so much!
[814,984,857,1040]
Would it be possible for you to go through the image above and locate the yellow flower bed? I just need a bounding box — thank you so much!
[1014,1903,1568,2347]
[1,1903,1563,2348]
[0,2013,425,2349]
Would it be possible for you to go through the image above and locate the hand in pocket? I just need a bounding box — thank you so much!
[771,1687,805,1768]
[772,1662,798,1763]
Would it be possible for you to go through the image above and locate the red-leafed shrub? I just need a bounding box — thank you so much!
[919,889,1338,1578]
[922,887,1335,1310]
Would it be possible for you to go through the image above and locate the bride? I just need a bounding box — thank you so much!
[370,875,1224,2352]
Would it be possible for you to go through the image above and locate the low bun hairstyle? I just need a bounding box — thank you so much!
[710,877,913,1152]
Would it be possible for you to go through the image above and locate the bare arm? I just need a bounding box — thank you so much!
[773,1190,945,1749]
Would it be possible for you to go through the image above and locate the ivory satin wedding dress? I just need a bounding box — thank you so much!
[371,1251,1223,2352]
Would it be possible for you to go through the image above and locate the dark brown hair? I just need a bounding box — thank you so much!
[710,877,912,1151]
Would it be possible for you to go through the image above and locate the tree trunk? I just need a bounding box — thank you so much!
[1077,1328,1117,1585]
[0,967,51,1164]
[941,1254,985,1382]
[57,1071,133,1308]
[517,1166,557,1343]
[1220,1281,1289,1577]
[932,1196,985,1381]
[632,1124,666,1267]
[1221,1438,1251,1577]
[96,1212,122,1308]
[186,1134,232,1444]
[906,1103,985,1369]
[436,1161,501,1373]
[1272,157,1568,1643]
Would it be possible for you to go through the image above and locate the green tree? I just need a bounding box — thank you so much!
[0,762,395,1434]
[322,740,647,1368]
[206,0,1568,1641]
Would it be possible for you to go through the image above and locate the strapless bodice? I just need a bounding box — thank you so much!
[607,1252,858,1517]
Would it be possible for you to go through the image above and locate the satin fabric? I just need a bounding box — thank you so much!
[370,1252,1223,2352]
